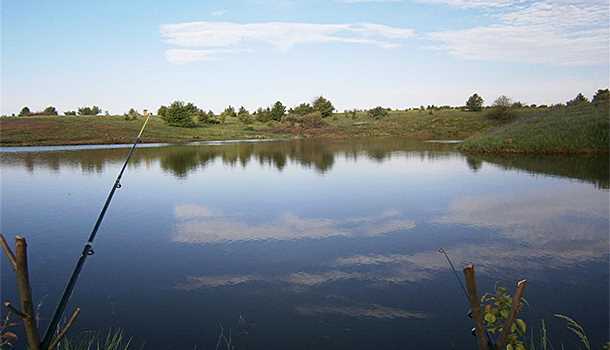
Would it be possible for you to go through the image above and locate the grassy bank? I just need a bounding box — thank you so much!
[0,109,495,146]
[460,103,609,154]
[1,106,608,154]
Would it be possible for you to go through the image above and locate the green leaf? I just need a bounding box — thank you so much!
[485,313,497,324]
[516,319,527,334]
[507,344,514,350]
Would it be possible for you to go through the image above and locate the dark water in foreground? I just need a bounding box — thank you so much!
[1,138,608,349]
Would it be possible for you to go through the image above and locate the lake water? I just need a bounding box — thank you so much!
[1,138,608,349]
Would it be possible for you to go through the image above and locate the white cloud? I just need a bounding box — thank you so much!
[160,21,415,62]
[429,0,610,66]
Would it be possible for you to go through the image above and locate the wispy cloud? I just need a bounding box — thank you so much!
[172,204,415,243]
[429,0,609,65]
[160,21,415,63]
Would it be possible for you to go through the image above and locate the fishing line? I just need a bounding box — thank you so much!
[40,115,150,349]
[438,247,470,302]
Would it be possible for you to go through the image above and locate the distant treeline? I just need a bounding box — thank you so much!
[5,89,608,128]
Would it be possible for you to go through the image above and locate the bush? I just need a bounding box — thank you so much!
[18,107,31,116]
[165,101,197,127]
[237,106,251,124]
[64,111,77,116]
[301,112,325,128]
[157,105,168,120]
[487,95,516,121]
[592,88,609,109]
[78,106,101,115]
[123,108,139,120]
[566,93,589,106]
[465,93,484,111]
[43,106,58,115]
[292,103,314,116]
[367,106,389,119]
[312,96,334,118]
[271,101,286,121]
[254,107,272,122]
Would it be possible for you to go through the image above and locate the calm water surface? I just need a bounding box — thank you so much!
[1,138,608,349]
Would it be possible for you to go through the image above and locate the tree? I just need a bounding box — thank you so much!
[125,108,139,120]
[368,106,389,119]
[487,95,515,121]
[271,101,286,121]
[157,105,168,119]
[165,101,197,127]
[466,93,484,111]
[255,107,272,122]
[592,89,609,109]
[78,106,101,115]
[219,106,236,124]
[566,93,589,106]
[43,106,58,115]
[237,106,251,124]
[64,111,77,116]
[312,96,334,118]
[19,107,31,116]
[292,103,314,116]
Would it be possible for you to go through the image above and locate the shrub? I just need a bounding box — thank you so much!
[124,108,139,120]
[18,107,31,116]
[592,88,609,109]
[165,101,197,127]
[64,111,77,116]
[220,106,236,124]
[312,96,334,118]
[487,95,516,121]
[368,106,389,119]
[254,107,272,122]
[43,106,58,115]
[271,101,286,121]
[157,105,168,120]
[301,112,325,128]
[566,93,589,106]
[292,103,314,116]
[237,106,251,124]
[78,106,101,115]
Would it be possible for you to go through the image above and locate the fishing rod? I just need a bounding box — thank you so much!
[438,248,495,348]
[40,115,150,349]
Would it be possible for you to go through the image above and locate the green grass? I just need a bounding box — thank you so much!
[1,105,607,154]
[54,329,132,350]
[0,109,496,146]
[0,115,288,146]
[460,104,609,154]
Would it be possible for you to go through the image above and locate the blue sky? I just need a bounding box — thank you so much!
[1,0,608,115]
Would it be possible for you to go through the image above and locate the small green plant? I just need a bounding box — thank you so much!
[481,285,527,350]
[55,329,132,350]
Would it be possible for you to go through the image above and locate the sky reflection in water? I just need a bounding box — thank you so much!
[1,138,608,349]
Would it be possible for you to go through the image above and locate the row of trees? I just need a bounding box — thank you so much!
[464,89,609,112]
[158,96,335,127]
[9,89,607,122]
[17,105,102,116]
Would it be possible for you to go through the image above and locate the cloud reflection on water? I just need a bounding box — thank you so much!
[172,205,416,243]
